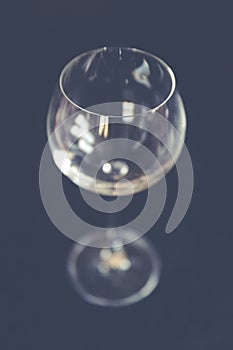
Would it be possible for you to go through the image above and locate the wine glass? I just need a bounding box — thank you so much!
[46,47,186,306]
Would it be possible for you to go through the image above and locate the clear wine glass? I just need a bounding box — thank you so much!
[46,47,186,306]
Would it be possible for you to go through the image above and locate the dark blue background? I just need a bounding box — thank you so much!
[2,1,232,349]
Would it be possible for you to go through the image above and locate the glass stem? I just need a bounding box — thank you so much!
[97,210,130,273]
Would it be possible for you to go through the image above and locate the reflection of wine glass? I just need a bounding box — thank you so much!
[47,47,186,305]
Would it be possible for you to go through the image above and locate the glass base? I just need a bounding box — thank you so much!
[67,230,161,307]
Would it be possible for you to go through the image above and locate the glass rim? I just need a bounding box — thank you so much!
[59,46,176,118]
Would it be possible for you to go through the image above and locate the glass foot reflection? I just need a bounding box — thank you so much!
[67,230,161,307]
